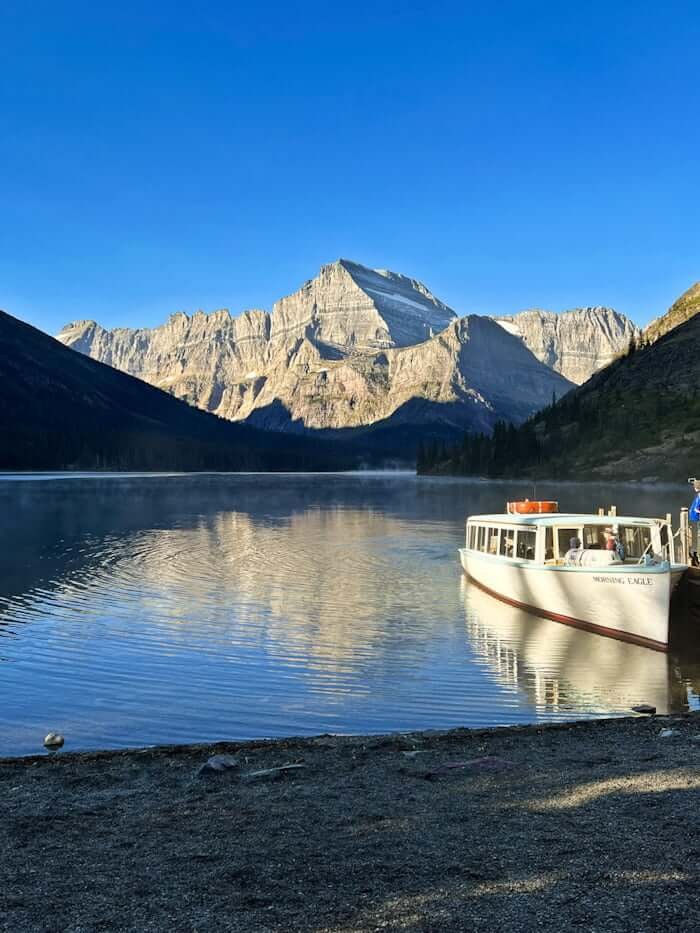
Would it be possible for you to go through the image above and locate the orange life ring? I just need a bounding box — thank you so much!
[506,500,559,514]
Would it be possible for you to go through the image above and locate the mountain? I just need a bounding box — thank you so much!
[57,260,572,445]
[644,281,700,345]
[270,259,456,350]
[421,283,700,481]
[493,307,640,384]
[250,315,573,438]
[0,310,352,471]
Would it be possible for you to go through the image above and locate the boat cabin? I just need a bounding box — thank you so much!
[465,513,674,566]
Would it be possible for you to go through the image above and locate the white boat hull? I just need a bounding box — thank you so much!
[460,548,674,651]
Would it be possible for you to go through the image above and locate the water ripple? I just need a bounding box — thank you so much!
[1,474,699,756]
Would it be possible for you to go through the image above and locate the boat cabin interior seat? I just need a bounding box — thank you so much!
[582,549,623,566]
[566,550,623,568]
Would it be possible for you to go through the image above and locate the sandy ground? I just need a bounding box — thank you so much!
[2,715,700,932]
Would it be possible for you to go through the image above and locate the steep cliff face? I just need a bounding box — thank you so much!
[57,260,574,438]
[58,309,272,415]
[493,307,639,384]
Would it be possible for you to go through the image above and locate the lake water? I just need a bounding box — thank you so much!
[1,472,699,757]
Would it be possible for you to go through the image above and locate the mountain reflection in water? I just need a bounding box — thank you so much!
[0,473,699,756]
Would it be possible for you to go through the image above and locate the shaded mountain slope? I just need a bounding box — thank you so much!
[0,310,351,471]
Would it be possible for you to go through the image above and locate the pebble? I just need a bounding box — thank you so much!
[658,728,679,739]
[197,754,240,778]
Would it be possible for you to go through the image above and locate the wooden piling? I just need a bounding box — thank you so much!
[680,507,690,565]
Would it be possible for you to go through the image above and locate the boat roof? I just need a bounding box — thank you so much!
[468,513,663,527]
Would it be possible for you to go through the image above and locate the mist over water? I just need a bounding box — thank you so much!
[1,472,699,756]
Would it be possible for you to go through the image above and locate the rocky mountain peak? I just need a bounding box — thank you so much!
[269,259,456,352]
[56,319,107,355]
[493,306,640,384]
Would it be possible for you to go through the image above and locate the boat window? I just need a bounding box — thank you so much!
[619,525,652,559]
[477,526,486,552]
[545,527,554,561]
[516,529,537,560]
[487,527,500,555]
[557,528,581,558]
[499,528,515,558]
[583,525,604,549]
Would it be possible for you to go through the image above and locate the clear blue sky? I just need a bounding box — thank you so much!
[1,0,698,334]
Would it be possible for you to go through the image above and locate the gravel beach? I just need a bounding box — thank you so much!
[2,715,700,932]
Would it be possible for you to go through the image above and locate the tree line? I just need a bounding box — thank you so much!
[418,385,700,479]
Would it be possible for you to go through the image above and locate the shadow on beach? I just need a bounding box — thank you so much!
[2,715,700,932]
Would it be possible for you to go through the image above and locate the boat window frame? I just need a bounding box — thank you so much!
[515,527,537,561]
[617,524,653,560]
[659,522,672,561]
[469,517,668,565]
[556,526,583,561]
[487,526,500,555]
[499,527,515,558]
[544,526,554,561]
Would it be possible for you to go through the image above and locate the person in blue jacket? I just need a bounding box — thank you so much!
[691,491,700,522]
[689,481,700,565]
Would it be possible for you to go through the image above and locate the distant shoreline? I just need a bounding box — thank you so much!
[0,469,690,489]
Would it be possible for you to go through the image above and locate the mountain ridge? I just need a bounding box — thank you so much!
[55,260,641,450]
[57,259,573,443]
[644,281,700,345]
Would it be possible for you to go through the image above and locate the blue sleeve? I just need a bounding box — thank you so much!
[690,494,700,522]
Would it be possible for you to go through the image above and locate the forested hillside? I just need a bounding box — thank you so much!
[0,310,352,471]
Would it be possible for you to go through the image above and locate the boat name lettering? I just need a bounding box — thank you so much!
[591,575,654,586]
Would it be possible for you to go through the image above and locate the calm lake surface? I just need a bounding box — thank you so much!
[1,472,699,756]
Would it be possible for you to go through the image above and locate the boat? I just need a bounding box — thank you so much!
[459,502,688,651]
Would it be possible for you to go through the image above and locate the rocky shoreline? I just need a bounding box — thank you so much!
[3,714,700,932]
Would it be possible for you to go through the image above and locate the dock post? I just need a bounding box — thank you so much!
[598,508,605,516]
[610,505,617,517]
[680,507,690,565]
